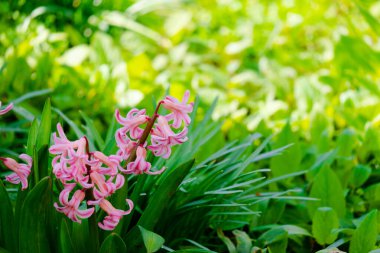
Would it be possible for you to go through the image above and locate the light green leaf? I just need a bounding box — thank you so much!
[349,164,371,188]
[36,98,51,151]
[233,230,252,253]
[138,226,165,253]
[312,207,339,245]
[349,209,378,253]
[308,167,346,218]
[270,123,302,178]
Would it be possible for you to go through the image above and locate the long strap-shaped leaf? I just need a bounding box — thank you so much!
[124,159,195,251]
[19,177,52,253]
[0,181,15,252]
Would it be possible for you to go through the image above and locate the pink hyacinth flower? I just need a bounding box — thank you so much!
[53,137,92,188]
[54,185,94,223]
[88,198,133,230]
[148,116,188,159]
[126,146,165,175]
[90,171,125,200]
[0,102,13,116]
[92,151,123,175]
[161,90,193,128]
[115,109,150,139]
[115,129,137,160]
[49,123,82,155]
[0,154,32,190]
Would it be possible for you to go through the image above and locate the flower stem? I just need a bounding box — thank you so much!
[84,137,99,252]
[125,101,163,164]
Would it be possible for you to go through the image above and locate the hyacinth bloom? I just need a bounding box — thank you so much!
[52,135,92,188]
[162,90,193,128]
[88,198,133,230]
[91,171,124,200]
[54,185,94,223]
[0,154,32,190]
[149,116,188,159]
[115,129,136,160]
[0,101,13,116]
[115,108,150,139]
[49,123,83,156]
[49,90,192,230]
[92,151,122,176]
[125,146,165,175]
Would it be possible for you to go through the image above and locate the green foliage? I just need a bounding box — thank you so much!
[2,0,380,252]
[99,233,127,253]
[312,207,339,245]
[349,210,378,253]
[19,177,52,253]
[138,226,165,253]
[308,167,346,218]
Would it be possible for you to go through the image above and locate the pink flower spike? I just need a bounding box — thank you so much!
[115,109,150,139]
[88,198,133,231]
[0,102,13,116]
[148,116,188,159]
[0,154,32,190]
[54,187,94,223]
[161,90,193,128]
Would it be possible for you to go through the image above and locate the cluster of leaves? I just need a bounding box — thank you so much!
[0,95,303,253]
[2,0,380,252]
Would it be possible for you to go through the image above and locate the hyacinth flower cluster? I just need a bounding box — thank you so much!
[51,91,193,230]
[0,101,33,190]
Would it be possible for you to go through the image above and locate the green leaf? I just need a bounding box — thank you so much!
[124,159,195,250]
[138,159,195,229]
[349,209,378,253]
[0,180,15,252]
[258,228,288,253]
[270,123,302,178]
[12,89,53,105]
[59,219,74,253]
[36,98,51,151]
[138,226,165,253]
[349,164,371,188]
[99,233,127,253]
[19,177,52,253]
[26,119,38,156]
[233,230,252,253]
[307,167,346,218]
[312,207,339,245]
[336,128,356,157]
[280,225,311,237]
[217,228,236,253]
[37,145,50,180]
[0,247,11,253]
[356,2,380,36]
[80,111,105,150]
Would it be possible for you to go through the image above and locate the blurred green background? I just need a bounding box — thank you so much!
[2,0,380,140]
[2,0,380,251]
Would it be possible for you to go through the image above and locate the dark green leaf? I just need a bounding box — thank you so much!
[99,233,127,253]
[19,177,52,253]
[0,180,15,252]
